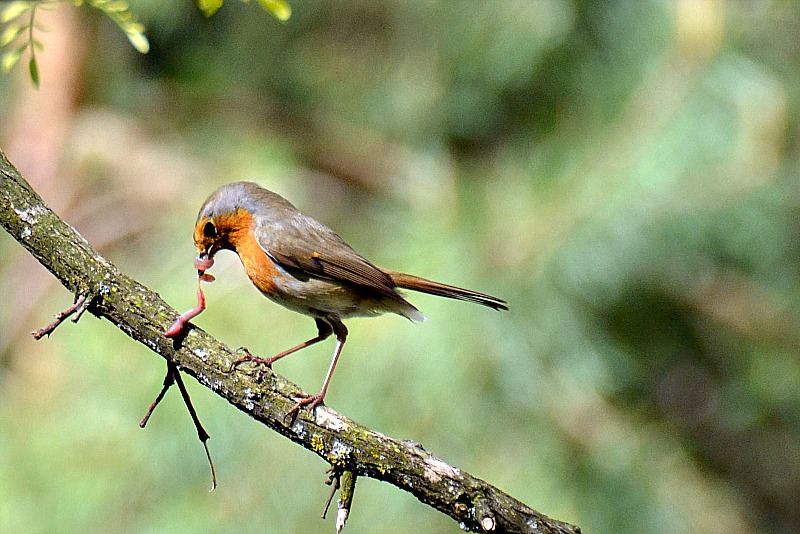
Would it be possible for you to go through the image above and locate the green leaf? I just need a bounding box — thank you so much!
[123,21,145,34]
[1,2,32,24]
[255,0,291,21]
[1,47,23,73]
[197,0,224,17]
[126,29,149,53]
[28,54,39,87]
[0,23,24,47]
[103,1,131,13]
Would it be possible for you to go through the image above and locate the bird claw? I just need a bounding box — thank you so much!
[229,348,275,382]
[233,346,254,360]
[285,393,325,421]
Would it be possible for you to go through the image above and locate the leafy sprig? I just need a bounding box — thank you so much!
[0,0,149,87]
[198,0,291,21]
[1,2,44,86]
[1,0,290,87]
[79,0,150,54]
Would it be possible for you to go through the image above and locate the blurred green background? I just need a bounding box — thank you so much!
[1,1,799,533]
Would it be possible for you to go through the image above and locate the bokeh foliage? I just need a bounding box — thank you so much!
[1,1,799,533]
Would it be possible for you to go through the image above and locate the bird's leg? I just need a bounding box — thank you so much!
[286,320,347,419]
[231,318,333,374]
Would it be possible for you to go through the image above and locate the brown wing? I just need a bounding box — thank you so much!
[254,212,398,296]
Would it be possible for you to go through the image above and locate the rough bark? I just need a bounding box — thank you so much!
[0,149,580,534]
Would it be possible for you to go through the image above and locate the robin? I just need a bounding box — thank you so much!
[177,181,508,416]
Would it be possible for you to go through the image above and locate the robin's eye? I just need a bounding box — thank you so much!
[203,221,217,239]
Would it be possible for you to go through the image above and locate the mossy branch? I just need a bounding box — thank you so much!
[0,149,579,534]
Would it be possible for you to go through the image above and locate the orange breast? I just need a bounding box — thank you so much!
[219,210,280,294]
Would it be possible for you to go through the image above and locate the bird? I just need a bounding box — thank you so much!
[188,181,508,417]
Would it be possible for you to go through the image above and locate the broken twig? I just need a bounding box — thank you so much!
[31,294,88,339]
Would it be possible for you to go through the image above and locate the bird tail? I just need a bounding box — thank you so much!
[385,270,508,311]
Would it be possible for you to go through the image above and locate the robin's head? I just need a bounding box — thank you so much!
[193,181,297,260]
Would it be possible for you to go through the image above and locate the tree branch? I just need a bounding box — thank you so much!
[0,149,580,534]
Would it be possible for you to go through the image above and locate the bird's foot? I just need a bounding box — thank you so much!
[230,347,276,381]
[285,393,325,421]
